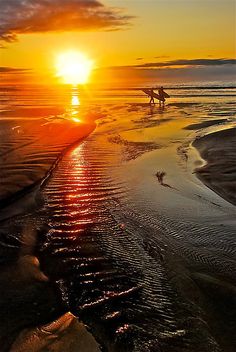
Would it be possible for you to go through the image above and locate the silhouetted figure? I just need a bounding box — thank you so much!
[158,86,167,106]
[149,88,155,105]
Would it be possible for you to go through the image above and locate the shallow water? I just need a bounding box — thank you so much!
[0,85,236,351]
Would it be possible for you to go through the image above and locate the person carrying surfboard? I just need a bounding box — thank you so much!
[158,86,166,105]
[142,87,169,105]
[149,88,155,105]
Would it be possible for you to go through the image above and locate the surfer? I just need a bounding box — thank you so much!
[158,86,166,105]
[149,88,155,105]
[142,87,169,105]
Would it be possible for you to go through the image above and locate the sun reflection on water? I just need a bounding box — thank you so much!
[70,88,81,123]
[72,94,80,106]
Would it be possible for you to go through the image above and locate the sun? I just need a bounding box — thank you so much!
[56,51,93,85]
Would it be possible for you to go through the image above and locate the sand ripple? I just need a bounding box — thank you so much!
[36,112,236,351]
[1,100,235,352]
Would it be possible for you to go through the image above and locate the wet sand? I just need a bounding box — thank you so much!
[0,93,236,351]
[0,109,96,207]
[193,127,236,205]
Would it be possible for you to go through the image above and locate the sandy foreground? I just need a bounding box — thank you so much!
[0,99,235,351]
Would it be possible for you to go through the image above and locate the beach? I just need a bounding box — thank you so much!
[193,127,236,206]
[0,85,235,352]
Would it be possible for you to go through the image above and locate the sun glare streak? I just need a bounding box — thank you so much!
[70,89,81,123]
[56,51,93,85]
[72,95,80,106]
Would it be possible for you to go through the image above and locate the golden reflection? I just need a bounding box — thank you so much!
[70,88,81,123]
[72,117,81,123]
[72,95,80,106]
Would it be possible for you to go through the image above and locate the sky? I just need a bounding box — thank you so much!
[0,0,235,86]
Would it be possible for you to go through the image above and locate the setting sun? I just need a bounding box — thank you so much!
[55,51,93,85]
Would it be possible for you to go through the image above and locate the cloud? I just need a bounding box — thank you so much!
[154,56,170,59]
[135,58,236,68]
[0,67,32,73]
[109,58,236,70]
[0,0,133,45]
[96,58,236,84]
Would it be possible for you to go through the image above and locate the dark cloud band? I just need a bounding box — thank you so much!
[0,67,32,73]
[135,58,236,68]
[109,58,236,70]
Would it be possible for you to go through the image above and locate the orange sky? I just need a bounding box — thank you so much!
[0,0,235,85]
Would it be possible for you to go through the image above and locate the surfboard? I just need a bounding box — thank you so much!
[142,88,169,101]
[163,91,170,98]
[142,89,162,100]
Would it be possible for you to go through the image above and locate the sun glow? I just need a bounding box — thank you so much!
[56,51,93,85]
